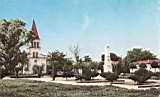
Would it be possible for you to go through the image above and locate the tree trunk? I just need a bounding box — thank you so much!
[15,70,19,78]
[52,66,55,80]
[0,69,2,79]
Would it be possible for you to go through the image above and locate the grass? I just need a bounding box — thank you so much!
[0,79,160,97]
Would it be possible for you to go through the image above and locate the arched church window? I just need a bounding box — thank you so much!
[37,42,40,48]
[31,42,34,48]
[36,52,38,58]
[33,42,36,48]
[33,52,35,58]
[34,59,37,63]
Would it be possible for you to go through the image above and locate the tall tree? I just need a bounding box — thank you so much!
[69,44,80,63]
[127,48,156,62]
[122,48,157,73]
[47,51,73,80]
[47,51,66,80]
[47,51,66,70]
[0,19,33,76]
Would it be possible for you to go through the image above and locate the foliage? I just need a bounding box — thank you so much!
[112,60,123,75]
[19,51,28,69]
[126,48,156,62]
[32,65,43,78]
[0,19,33,76]
[63,59,74,79]
[76,62,99,80]
[121,57,130,73]
[98,62,104,72]
[47,51,74,80]
[69,44,80,63]
[122,48,157,73]
[130,68,153,84]
[47,51,66,71]
[153,72,160,78]
[101,72,118,82]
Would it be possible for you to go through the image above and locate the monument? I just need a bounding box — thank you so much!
[103,45,112,72]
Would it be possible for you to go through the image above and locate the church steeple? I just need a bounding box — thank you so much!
[31,19,40,40]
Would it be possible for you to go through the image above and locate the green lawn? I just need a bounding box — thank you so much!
[0,79,160,97]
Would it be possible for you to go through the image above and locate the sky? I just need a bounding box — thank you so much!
[0,0,160,61]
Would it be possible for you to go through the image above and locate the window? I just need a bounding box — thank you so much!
[34,60,37,63]
[37,42,40,48]
[36,52,38,58]
[31,42,34,48]
[33,52,35,58]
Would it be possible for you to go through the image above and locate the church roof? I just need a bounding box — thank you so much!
[31,19,40,40]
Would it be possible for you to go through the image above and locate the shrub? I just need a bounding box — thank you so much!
[129,68,152,84]
[100,72,118,82]
[32,65,43,78]
[153,72,160,79]
[82,66,92,80]
[63,71,74,80]
[91,71,99,78]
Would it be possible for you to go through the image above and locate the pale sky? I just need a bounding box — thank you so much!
[0,0,160,61]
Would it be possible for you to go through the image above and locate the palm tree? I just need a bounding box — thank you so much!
[47,51,66,80]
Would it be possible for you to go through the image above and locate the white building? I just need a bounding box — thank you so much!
[23,20,47,74]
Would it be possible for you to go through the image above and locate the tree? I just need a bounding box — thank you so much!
[127,48,156,62]
[47,51,66,80]
[75,62,99,80]
[101,72,118,84]
[32,65,43,78]
[130,68,152,84]
[47,51,74,80]
[63,59,74,80]
[122,48,156,73]
[112,60,123,75]
[0,19,33,76]
[121,57,130,73]
[69,44,80,63]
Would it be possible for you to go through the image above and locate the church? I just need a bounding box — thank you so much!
[23,20,47,74]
